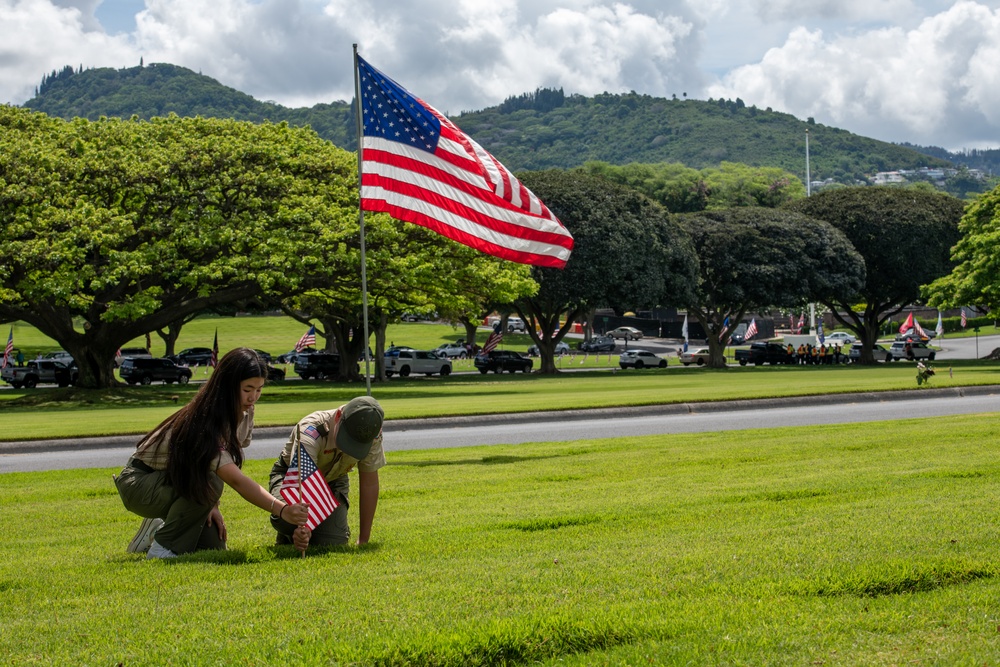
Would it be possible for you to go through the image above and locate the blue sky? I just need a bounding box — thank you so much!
[2,0,999,151]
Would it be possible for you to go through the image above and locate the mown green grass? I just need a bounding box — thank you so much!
[3,415,1000,665]
[3,360,1000,441]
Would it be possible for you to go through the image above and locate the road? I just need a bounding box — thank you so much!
[3,387,997,473]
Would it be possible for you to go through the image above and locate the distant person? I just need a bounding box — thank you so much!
[114,347,309,559]
[270,396,386,552]
[15,350,24,366]
[796,344,806,365]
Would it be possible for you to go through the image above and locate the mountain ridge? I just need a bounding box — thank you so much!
[24,62,995,184]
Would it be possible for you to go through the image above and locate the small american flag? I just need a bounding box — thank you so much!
[744,318,758,341]
[2,327,12,369]
[482,328,503,353]
[280,447,338,531]
[797,312,805,334]
[357,55,574,268]
[961,308,967,328]
[295,326,316,352]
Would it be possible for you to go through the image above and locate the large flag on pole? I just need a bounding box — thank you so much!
[935,311,944,338]
[745,318,759,341]
[681,315,689,352]
[899,312,914,335]
[2,327,12,369]
[295,326,316,352]
[961,308,967,329]
[356,55,574,268]
[210,329,219,367]
[482,326,504,353]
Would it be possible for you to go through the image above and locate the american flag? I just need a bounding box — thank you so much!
[210,329,219,367]
[2,327,12,369]
[279,446,339,531]
[482,328,503,353]
[357,55,574,269]
[961,308,967,328]
[744,318,758,341]
[797,312,805,334]
[295,326,316,352]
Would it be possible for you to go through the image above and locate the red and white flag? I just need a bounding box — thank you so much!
[482,328,504,353]
[797,313,805,334]
[294,326,316,352]
[899,312,914,335]
[2,327,12,369]
[744,318,758,341]
[961,308,967,328]
[357,55,574,268]
[279,447,338,531]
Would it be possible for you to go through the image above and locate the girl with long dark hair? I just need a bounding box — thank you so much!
[115,347,309,558]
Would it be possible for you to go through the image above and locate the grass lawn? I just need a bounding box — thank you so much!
[3,415,1000,665]
[2,360,1000,441]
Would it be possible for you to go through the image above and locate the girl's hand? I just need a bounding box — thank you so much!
[207,506,227,542]
[283,502,310,526]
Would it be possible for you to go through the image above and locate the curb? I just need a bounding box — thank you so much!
[2,385,997,455]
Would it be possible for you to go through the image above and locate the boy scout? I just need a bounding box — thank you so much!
[269,396,385,551]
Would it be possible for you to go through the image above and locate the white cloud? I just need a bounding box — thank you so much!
[708,1,1000,149]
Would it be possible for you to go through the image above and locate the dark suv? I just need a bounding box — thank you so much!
[120,357,193,385]
[579,336,616,352]
[171,347,214,366]
[474,350,533,374]
[294,352,341,380]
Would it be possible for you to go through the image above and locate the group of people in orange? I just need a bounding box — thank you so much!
[791,342,847,365]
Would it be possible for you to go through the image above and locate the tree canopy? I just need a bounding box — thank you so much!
[0,107,358,387]
[923,182,1000,311]
[515,170,698,372]
[678,208,865,367]
[785,186,965,363]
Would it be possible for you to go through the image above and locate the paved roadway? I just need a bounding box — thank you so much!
[3,386,998,473]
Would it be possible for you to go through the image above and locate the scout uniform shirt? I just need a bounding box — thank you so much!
[278,407,386,482]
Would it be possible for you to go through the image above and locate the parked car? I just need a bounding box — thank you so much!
[294,352,341,380]
[119,357,192,385]
[474,350,533,374]
[824,331,857,345]
[849,344,893,363]
[276,347,316,364]
[896,328,935,342]
[888,340,936,361]
[607,326,643,341]
[2,359,77,388]
[579,336,616,352]
[253,349,274,363]
[506,316,527,333]
[385,349,452,377]
[42,350,75,363]
[115,347,151,367]
[619,349,667,369]
[384,345,415,358]
[171,347,214,366]
[435,343,470,359]
[526,341,571,356]
[679,347,711,366]
[265,364,286,382]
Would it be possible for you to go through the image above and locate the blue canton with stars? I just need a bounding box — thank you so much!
[358,56,441,155]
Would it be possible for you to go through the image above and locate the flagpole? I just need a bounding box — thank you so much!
[353,44,373,397]
[294,424,305,558]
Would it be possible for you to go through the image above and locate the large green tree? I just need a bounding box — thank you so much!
[923,183,1000,311]
[515,170,698,373]
[679,208,865,368]
[0,107,357,387]
[786,187,965,363]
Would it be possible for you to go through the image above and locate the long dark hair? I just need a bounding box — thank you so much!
[140,347,268,505]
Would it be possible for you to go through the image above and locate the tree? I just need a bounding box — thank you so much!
[514,170,698,373]
[0,108,358,387]
[923,182,1000,311]
[678,208,865,368]
[786,187,964,363]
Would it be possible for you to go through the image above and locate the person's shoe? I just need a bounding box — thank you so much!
[127,518,164,554]
[146,540,177,559]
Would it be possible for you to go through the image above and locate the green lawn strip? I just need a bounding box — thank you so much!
[3,415,1000,664]
[2,361,1000,441]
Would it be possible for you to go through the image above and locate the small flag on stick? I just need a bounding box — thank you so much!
[280,443,338,532]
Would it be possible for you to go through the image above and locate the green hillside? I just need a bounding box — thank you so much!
[23,62,955,184]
